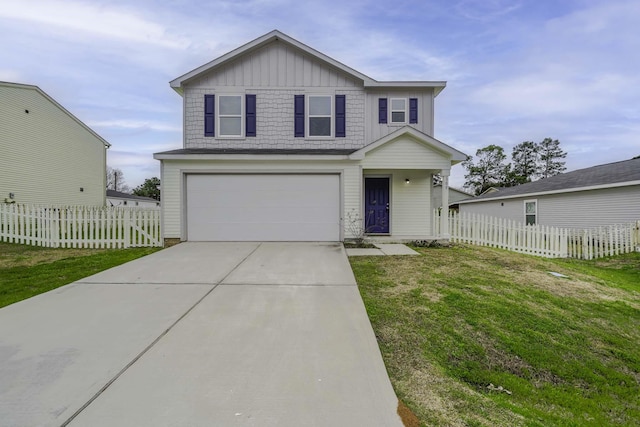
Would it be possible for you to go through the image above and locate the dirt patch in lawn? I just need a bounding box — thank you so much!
[0,246,109,268]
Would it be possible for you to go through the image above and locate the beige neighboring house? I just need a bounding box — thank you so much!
[154,30,467,243]
[0,82,110,206]
[107,189,160,208]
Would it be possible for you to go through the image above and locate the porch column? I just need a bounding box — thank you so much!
[440,170,450,239]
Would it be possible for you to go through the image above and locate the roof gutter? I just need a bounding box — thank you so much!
[458,180,640,204]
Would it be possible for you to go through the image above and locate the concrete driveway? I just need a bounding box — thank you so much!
[0,242,403,427]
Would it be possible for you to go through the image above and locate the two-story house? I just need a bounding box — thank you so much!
[154,30,467,243]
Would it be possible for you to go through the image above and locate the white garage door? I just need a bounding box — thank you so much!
[186,174,340,241]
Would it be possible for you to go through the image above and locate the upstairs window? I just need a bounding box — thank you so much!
[525,199,537,225]
[204,94,256,138]
[390,98,406,123]
[379,97,418,124]
[308,95,332,137]
[218,95,243,137]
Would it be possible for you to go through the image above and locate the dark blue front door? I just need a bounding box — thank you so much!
[365,177,390,233]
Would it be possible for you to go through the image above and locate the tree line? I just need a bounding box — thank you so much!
[463,138,567,196]
[106,166,161,201]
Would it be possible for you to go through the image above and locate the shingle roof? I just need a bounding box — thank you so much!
[106,189,158,202]
[169,30,447,96]
[460,157,640,203]
[155,148,358,156]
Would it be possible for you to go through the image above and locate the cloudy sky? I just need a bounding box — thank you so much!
[1,0,638,189]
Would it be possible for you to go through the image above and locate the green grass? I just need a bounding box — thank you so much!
[0,242,161,308]
[350,245,640,426]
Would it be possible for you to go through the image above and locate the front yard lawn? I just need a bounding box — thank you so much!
[0,242,160,308]
[350,245,640,426]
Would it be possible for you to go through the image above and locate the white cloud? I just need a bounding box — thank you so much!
[469,71,632,116]
[89,119,181,133]
[0,0,188,48]
[455,0,522,20]
[0,69,24,82]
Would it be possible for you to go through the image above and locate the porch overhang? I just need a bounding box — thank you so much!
[349,126,467,165]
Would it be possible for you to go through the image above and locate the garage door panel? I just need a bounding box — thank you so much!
[186,174,340,241]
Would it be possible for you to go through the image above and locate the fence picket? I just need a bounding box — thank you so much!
[0,204,161,248]
[435,209,638,260]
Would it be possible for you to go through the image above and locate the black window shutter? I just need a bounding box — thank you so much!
[335,95,346,137]
[378,98,387,124]
[204,94,215,136]
[409,98,418,124]
[294,95,305,137]
[246,94,256,137]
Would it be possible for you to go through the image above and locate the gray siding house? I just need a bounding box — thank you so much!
[155,30,467,243]
[458,157,640,229]
[1,82,110,206]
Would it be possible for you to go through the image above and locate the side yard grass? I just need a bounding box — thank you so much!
[0,242,160,308]
[350,245,640,427]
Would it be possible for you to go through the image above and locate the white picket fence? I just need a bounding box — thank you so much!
[434,210,640,260]
[0,204,162,248]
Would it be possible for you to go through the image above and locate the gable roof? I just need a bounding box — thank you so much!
[0,81,111,148]
[459,157,640,204]
[349,126,468,164]
[170,30,447,95]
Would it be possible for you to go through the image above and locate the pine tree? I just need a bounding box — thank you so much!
[463,145,509,195]
[537,138,566,179]
[510,141,539,185]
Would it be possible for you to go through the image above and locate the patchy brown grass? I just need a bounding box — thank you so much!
[0,245,110,268]
[350,244,640,426]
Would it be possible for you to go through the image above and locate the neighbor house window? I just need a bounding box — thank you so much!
[390,98,407,123]
[525,199,537,225]
[308,95,332,137]
[218,95,243,137]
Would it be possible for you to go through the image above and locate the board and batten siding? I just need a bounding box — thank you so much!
[160,160,362,240]
[365,170,433,238]
[188,41,361,89]
[459,185,640,229]
[365,90,435,143]
[0,84,107,206]
[184,88,365,150]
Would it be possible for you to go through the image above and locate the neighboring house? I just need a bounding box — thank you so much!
[0,81,110,206]
[154,30,467,243]
[457,157,640,229]
[107,189,160,208]
[432,184,474,210]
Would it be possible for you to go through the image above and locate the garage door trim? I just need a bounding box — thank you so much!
[182,171,343,241]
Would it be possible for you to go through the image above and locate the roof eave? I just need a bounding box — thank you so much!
[1,81,111,148]
[457,180,640,204]
[349,126,468,163]
[153,153,354,161]
[169,30,376,92]
[364,81,447,96]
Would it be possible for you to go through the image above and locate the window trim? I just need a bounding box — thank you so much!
[389,98,407,124]
[217,94,244,138]
[307,94,334,138]
[524,199,537,225]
